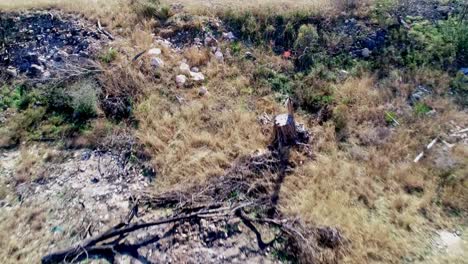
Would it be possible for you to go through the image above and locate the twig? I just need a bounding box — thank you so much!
[42,203,251,264]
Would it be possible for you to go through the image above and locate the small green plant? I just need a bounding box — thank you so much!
[385,111,399,125]
[0,85,21,109]
[230,41,241,54]
[253,67,292,95]
[413,102,431,116]
[69,79,100,121]
[100,47,117,64]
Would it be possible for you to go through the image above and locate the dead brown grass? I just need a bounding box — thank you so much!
[280,74,468,263]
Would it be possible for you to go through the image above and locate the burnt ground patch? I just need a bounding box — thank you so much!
[0,10,110,80]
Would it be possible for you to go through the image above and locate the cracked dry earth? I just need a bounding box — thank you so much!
[0,146,279,263]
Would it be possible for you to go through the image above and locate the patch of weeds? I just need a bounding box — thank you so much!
[99,47,117,64]
[413,102,431,116]
[0,85,21,109]
[385,111,398,125]
[384,16,468,70]
[253,67,292,95]
[230,41,242,55]
[0,79,101,147]
[69,79,100,121]
[451,71,468,106]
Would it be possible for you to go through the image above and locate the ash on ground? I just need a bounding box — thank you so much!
[0,11,110,80]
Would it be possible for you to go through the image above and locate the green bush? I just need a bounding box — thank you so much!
[69,79,100,121]
[253,67,292,95]
[294,24,318,51]
[385,16,468,69]
[99,47,117,64]
[0,85,21,110]
[413,102,431,116]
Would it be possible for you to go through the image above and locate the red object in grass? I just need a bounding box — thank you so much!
[282,50,291,59]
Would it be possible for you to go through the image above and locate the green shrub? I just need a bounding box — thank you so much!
[253,67,292,95]
[385,16,468,69]
[0,85,21,110]
[385,111,398,125]
[69,79,100,121]
[294,24,318,51]
[413,102,431,116]
[99,47,117,64]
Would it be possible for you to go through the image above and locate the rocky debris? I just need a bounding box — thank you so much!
[179,62,191,74]
[409,85,431,105]
[190,71,205,82]
[198,86,208,96]
[244,51,256,61]
[191,66,199,73]
[147,48,162,56]
[361,47,370,58]
[0,11,109,80]
[434,230,465,256]
[214,50,224,62]
[150,57,164,68]
[175,74,187,87]
[222,31,236,41]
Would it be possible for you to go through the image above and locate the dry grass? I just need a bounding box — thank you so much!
[280,75,468,263]
[161,0,374,15]
[134,55,269,189]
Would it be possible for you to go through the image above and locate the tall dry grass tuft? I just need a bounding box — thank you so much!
[135,93,266,189]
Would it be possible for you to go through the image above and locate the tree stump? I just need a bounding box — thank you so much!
[269,98,310,153]
[271,113,297,149]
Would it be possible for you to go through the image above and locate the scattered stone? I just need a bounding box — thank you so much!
[361,48,370,58]
[190,71,205,82]
[214,51,224,62]
[204,36,217,46]
[409,85,431,104]
[6,66,17,77]
[436,230,464,256]
[191,67,199,73]
[244,51,256,61]
[150,57,164,68]
[175,75,187,87]
[198,86,208,96]
[29,64,45,77]
[148,48,162,56]
[179,62,191,74]
[222,32,236,41]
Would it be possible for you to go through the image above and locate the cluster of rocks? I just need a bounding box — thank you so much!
[149,25,238,96]
[0,11,110,79]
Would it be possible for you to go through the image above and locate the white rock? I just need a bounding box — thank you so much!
[361,48,370,58]
[198,86,208,96]
[190,71,205,82]
[214,51,224,62]
[147,48,162,56]
[175,75,187,87]
[179,62,190,74]
[222,32,236,41]
[191,67,199,73]
[6,66,17,77]
[150,57,164,68]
